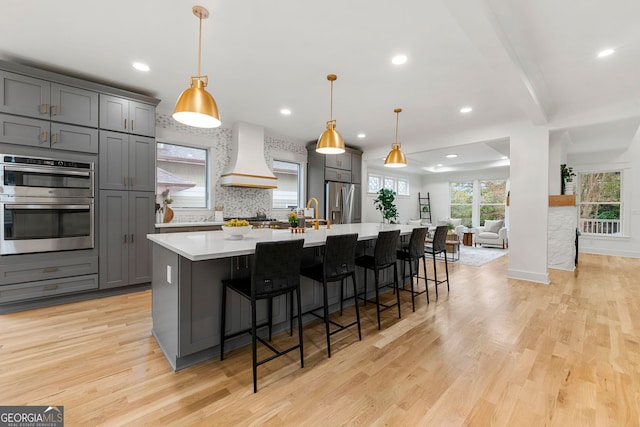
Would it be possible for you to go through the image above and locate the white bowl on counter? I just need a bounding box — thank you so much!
[221,225,253,239]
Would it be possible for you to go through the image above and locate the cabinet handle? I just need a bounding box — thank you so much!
[131,119,134,130]
[41,103,48,114]
[42,131,48,143]
[130,234,134,243]
[130,176,134,187]
[43,284,59,291]
[123,234,127,244]
[42,267,59,273]
[52,105,58,116]
[52,132,58,144]
[124,176,127,187]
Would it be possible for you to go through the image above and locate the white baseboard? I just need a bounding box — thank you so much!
[507,269,550,284]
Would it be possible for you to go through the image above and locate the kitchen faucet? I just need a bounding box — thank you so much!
[306,198,319,230]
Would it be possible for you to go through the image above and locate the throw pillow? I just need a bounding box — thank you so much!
[449,218,462,227]
[484,220,504,234]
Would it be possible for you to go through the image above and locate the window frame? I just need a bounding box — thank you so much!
[155,138,213,210]
[270,150,307,213]
[272,159,304,211]
[449,181,473,227]
[478,179,507,224]
[577,169,623,237]
[367,173,410,198]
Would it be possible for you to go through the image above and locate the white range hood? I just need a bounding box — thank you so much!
[219,122,277,188]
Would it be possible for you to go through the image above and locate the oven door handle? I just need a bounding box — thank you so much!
[5,204,91,210]
[4,165,92,177]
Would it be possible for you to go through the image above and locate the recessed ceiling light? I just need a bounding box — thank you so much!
[501,156,509,160]
[436,163,443,167]
[597,48,615,58]
[357,133,366,138]
[280,108,292,116]
[445,154,458,158]
[460,106,473,113]
[132,62,150,72]
[391,55,408,65]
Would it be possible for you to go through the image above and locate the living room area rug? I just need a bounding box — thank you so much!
[456,245,508,267]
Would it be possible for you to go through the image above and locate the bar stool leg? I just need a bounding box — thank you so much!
[351,272,362,340]
[220,283,227,360]
[363,268,368,305]
[323,279,332,358]
[251,299,258,393]
[394,263,401,319]
[432,252,439,299]
[374,268,381,330]
[408,257,415,312]
[295,287,305,368]
[422,255,429,304]
[339,278,344,316]
[444,251,450,292]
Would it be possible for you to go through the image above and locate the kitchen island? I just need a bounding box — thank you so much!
[147,223,418,370]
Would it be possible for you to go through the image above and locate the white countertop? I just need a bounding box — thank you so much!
[155,221,226,228]
[147,223,419,261]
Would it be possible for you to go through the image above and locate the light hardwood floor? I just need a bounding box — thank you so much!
[1,253,639,426]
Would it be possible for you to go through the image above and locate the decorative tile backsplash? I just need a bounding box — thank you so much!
[156,113,307,220]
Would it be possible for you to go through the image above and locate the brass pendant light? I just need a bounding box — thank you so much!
[384,108,407,168]
[172,5,221,128]
[316,74,345,154]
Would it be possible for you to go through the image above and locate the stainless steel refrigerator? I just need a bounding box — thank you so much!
[326,181,361,224]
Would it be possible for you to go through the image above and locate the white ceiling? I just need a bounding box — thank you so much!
[1,0,639,172]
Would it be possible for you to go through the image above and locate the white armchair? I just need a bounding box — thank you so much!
[437,218,465,240]
[475,220,508,249]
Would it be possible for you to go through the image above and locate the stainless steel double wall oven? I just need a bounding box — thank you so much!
[0,154,94,255]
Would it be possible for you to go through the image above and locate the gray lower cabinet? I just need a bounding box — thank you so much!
[0,113,98,153]
[99,130,155,191]
[99,94,155,137]
[0,274,98,304]
[0,70,99,127]
[99,191,154,289]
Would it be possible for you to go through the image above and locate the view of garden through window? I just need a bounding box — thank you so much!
[480,180,507,224]
[579,171,621,235]
[450,181,473,227]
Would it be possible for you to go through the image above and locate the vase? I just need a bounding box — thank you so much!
[565,181,575,195]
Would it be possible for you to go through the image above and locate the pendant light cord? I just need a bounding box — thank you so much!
[329,79,334,122]
[197,14,202,77]
[395,111,399,145]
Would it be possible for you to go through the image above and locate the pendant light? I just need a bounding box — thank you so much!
[384,108,407,168]
[172,5,221,128]
[316,74,345,154]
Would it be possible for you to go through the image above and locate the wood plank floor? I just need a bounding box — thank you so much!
[1,253,640,426]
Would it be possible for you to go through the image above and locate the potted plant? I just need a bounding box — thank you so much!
[560,164,576,195]
[288,210,299,228]
[373,188,398,223]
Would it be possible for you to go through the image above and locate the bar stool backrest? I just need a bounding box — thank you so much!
[252,239,305,298]
[323,233,358,280]
[432,225,449,254]
[374,229,401,267]
[407,227,428,258]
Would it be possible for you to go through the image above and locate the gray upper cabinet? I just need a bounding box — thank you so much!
[50,83,99,127]
[0,71,98,128]
[99,131,155,191]
[325,151,352,170]
[351,152,362,184]
[99,95,155,137]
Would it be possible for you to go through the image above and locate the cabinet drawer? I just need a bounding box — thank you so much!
[0,274,98,304]
[51,122,99,153]
[0,255,98,285]
[325,167,351,183]
[0,113,49,148]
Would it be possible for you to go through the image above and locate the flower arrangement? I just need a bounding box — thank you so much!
[288,211,299,225]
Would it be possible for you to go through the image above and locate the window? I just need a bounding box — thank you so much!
[156,142,208,208]
[579,171,621,235]
[272,160,302,209]
[479,179,507,224]
[368,174,382,193]
[384,177,396,192]
[397,179,410,196]
[450,181,473,227]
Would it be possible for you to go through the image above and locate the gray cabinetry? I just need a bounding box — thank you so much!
[325,151,351,170]
[99,95,155,137]
[351,152,362,184]
[0,114,98,153]
[99,131,155,191]
[0,71,98,127]
[99,191,154,289]
[325,167,351,183]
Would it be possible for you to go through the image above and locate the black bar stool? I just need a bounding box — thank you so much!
[355,229,401,330]
[424,225,450,298]
[300,233,361,358]
[220,239,305,393]
[396,226,429,311]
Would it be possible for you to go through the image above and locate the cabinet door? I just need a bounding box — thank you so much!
[0,113,50,148]
[351,153,362,184]
[51,83,99,127]
[99,94,128,133]
[99,191,129,289]
[129,101,155,137]
[325,167,351,183]
[128,192,154,285]
[99,131,129,190]
[0,71,50,119]
[129,135,156,191]
[325,151,351,170]
[51,123,98,153]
